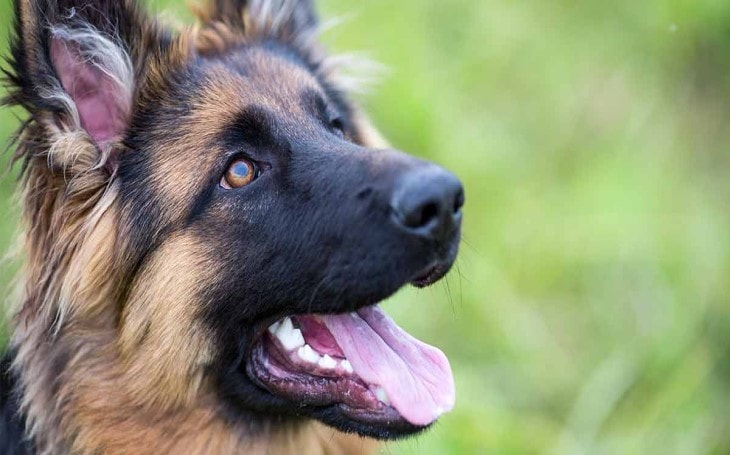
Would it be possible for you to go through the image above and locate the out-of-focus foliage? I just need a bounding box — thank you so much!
[1,0,728,453]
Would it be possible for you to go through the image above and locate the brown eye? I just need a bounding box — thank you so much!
[221,158,257,189]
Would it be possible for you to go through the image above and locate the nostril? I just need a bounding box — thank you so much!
[453,188,465,214]
[391,165,463,236]
[404,200,440,229]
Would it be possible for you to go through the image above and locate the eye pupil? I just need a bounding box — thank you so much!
[231,162,251,179]
[330,117,344,134]
[222,158,257,189]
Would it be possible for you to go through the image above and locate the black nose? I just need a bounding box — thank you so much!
[390,165,464,239]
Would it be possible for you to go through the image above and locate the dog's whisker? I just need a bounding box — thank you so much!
[444,273,456,317]
[456,259,465,313]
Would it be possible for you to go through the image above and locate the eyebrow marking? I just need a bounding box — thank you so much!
[235,105,275,139]
[221,105,278,150]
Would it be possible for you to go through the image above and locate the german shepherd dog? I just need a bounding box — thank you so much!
[0,0,464,453]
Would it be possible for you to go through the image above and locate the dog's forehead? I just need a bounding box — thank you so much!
[200,46,323,114]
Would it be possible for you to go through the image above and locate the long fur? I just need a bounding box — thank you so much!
[192,0,383,95]
[1,1,390,453]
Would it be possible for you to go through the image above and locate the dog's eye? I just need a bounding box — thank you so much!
[330,116,345,137]
[221,158,257,189]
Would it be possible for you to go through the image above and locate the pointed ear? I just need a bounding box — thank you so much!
[5,0,154,171]
[195,0,319,53]
[49,26,133,150]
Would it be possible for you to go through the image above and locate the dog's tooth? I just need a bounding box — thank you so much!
[276,317,293,335]
[318,354,337,369]
[267,320,282,335]
[276,318,304,351]
[375,386,390,405]
[341,360,354,374]
[279,328,304,351]
[297,344,320,364]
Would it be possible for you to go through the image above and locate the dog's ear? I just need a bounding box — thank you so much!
[5,0,158,175]
[195,0,319,54]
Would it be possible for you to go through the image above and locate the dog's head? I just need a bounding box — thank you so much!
[7,0,463,440]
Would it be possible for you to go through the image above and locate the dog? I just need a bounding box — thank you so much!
[0,0,464,453]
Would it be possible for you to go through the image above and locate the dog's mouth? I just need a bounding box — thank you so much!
[246,304,455,433]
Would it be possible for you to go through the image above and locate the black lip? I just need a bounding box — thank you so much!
[311,404,430,440]
[410,262,451,287]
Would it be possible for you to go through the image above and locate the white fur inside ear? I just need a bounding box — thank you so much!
[49,25,133,150]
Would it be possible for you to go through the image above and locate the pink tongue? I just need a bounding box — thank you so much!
[321,305,455,426]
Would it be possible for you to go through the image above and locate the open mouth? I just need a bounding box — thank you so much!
[247,304,455,431]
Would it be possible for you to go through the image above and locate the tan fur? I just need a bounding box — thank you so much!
[194,20,246,56]
[12,134,379,454]
[191,0,381,96]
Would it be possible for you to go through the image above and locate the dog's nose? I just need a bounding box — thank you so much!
[390,165,464,239]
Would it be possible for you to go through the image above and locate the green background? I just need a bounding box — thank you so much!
[1,0,729,453]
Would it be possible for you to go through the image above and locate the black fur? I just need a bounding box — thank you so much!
[1,352,32,455]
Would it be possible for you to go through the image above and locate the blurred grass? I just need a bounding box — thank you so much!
[2,0,730,453]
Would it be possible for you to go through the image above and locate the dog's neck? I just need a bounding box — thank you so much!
[12,320,372,454]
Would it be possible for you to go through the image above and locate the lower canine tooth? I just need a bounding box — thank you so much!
[341,360,354,374]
